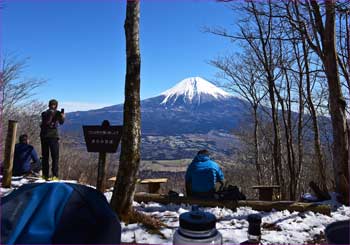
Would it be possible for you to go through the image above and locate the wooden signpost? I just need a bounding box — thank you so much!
[83,120,122,192]
[2,120,18,188]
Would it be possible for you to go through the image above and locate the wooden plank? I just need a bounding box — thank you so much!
[252,185,280,189]
[108,176,141,183]
[134,193,331,215]
[140,178,168,184]
[108,176,117,181]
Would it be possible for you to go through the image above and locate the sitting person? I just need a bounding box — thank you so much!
[185,149,224,198]
[12,134,41,176]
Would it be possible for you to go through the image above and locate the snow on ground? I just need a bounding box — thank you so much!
[103,193,350,244]
[1,177,349,244]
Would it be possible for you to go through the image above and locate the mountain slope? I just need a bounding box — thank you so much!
[63,77,251,136]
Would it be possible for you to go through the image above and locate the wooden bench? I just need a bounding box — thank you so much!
[252,185,280,201]
[107,177,141,184]
[140,178,168,194]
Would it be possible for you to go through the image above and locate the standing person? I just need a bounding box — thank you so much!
[13,134,41,176]
[185,149,224,199]
[40,99,65,180]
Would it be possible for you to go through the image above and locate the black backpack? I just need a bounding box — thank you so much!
[214,185,246,201]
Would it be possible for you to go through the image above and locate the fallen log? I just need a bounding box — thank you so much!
[134,193,331,215]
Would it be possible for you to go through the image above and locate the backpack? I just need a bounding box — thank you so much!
[1,182,121,244]
[214,185,246,201]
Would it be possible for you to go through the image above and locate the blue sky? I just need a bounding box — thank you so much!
[1,0,239,111]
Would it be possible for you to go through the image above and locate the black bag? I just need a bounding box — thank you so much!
[214,185,246,201]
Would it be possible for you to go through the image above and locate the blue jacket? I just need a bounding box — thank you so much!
[13,143,40,176]
[185,154,224,193]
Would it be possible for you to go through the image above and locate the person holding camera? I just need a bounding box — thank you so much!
[40,99,65,180]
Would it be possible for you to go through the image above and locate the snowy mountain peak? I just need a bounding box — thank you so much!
[160,77,232,105]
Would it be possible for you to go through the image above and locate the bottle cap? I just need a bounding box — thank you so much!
[179,206,217,231]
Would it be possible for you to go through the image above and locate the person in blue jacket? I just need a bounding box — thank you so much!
[13,134,41,176]
[185,149,224,198]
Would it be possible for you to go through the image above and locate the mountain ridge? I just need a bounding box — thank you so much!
[62,77,251,158]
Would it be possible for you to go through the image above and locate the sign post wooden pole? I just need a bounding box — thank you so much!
[2,120,18,188]
[82,120,122,192]
[96,152,107,192]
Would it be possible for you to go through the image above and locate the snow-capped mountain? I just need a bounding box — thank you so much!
[160,77,232,106]
[64,77,250,143]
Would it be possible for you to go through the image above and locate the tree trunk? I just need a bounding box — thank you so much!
[110,0,141,219]
[268,78,284,198]
[253,107,262,185]
[302,36,329,195]
[323,1,349,204]
[275,71,296,200]
[295,40,304,196]
[292,0,330,197]
[346,10,350,94]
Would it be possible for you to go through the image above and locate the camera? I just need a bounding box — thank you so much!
[61,108,64,113]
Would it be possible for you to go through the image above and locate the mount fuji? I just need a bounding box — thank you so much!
[160,77,232,106]
[65,77,249,134]
[63,77,251,158]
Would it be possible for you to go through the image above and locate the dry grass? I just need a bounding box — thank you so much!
[122,209,168,239]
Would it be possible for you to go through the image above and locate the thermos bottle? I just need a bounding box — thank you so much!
[241,214,262,244]
[173,206,223,244]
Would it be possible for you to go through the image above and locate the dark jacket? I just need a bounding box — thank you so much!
[40,109,64,138]
[13,143,40,176]
[185,154,224,193]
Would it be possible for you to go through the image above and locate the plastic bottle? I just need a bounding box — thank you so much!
[173,205,223,244]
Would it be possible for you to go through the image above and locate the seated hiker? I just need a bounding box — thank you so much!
[13,134,41,176]
[185,149,224,199]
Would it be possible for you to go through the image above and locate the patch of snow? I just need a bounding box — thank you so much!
[105,191,113,202]
[3,176,350,244]
[11,178,30,187]
[160,77,232,105]
[119,203,350,244]
[0,187,13,196]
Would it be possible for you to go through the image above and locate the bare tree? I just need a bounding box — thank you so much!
[211,52,267,184]
[0,56,46,156]
[285,0,349,204]
[209,1,286,198]
[1,56,45,115]
[110,0,141,220]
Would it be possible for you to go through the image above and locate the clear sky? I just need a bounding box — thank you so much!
[1,0,240,112]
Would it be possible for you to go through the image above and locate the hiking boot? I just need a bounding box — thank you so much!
[50,176,60,181]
